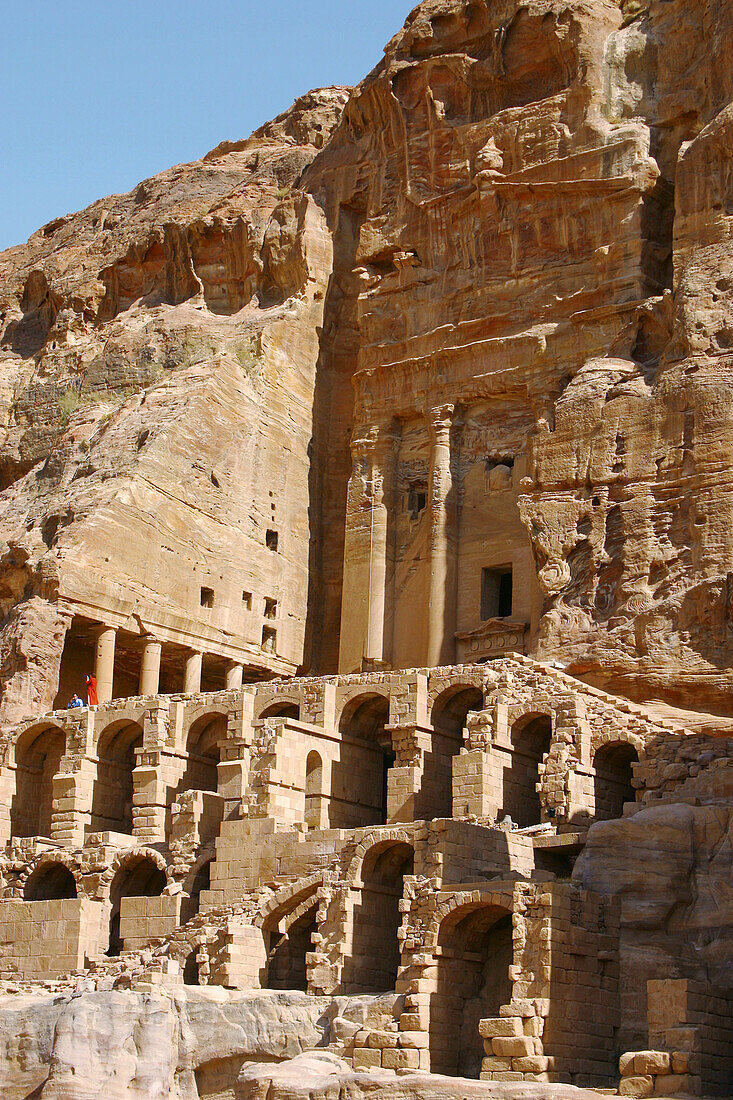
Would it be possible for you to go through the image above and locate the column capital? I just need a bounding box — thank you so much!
[427,404,455,440]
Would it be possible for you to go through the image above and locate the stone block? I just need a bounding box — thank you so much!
[500,1000,536,1018]
[491,1036,534,1057]
[671,1051,699,1075]
[619,1076,654,1098]
[479,1016,523,1038]
[653,1074,700,1096]
[397,1031,429,1049]
[353,1049,381,1070]
[513,1056,550,1072]
[366,1031,398,1049]
[481,1056,512,1071]
[381,1048,420,1071]
[634,1051,671,1075]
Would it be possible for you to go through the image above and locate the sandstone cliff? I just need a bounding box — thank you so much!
[0,88,348,722]
[300,0,733,710]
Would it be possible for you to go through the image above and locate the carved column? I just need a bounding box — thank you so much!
[339,422,401,673]
[95,626,117,703]
[139,639,162,696]
[426,405,458,668]
[183,651,203,694]
[225,663,244,691]
[367,423,401,666]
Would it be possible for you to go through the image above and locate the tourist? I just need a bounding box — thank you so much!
[85,673,99,707]
[67,693,84,709]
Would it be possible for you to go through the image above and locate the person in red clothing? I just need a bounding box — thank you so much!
[85,674,99,707]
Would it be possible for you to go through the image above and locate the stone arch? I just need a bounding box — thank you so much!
[254,873,324,929]
[337,692,394,827]
[24,860,78,901]
[592,739,639,821]
[183,949,200,986]
[431,896,515,1077]
[502,711,553,828]
[181,854,215,923]
[106,848,169,956]
[93,701,147,739]
[427,685,485,817]
[10,722,67,838]
[179,711,226,794]
[91,719,144,835]
[337,686,392,732]
[305,750,324,828]
[254,874,324,993]
[263,895,319,993]
[181,700,230,738]
[258,700,301,721]
[431,684,485,735]
[343,836,414,994]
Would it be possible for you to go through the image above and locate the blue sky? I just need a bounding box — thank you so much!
[0,1,411,251]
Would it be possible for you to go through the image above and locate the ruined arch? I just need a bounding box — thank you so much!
[256,875,323,993]
[181,855,214,923]
[305,750,324,828]
[179,711,226,795]
[431,899,514,1077]
[91,719,143,835]
[183,950,200,986]
[258,701,301,720]
[106,850,168,956]
[263,897,318,992]
[502,712,553,828]
[427,685,485,817]
[593,740,638,821]
[10,723,66,839]
[337,692,394,827]
[24,860,78,901]
[344,837,414,994]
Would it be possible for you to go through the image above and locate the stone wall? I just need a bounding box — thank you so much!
[0,898,106,979]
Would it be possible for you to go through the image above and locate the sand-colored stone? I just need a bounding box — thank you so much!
[0,1,732,1097]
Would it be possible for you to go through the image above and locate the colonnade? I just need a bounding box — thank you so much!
[339,404,459,674]
[92,625,246,703]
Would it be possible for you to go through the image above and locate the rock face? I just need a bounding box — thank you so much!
[0,3,733,1097]
[0,87,348,722]
[574,802,733,1050]
[301,0,733,710]
[0,989,617,1100]
[0,988,330,1099]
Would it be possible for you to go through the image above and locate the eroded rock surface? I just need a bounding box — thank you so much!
[0,87,349,722]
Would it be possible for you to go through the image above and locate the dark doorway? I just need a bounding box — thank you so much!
[107,856,166,956]
[11,726,65,839]
[24,862,77,901]
[425,686,484,817]
[91,721,143,834]
[345,841,414,993]
[265,907,317,992]
[431,905,513,1077]
[593,742,638,820]
[502,714,552,827]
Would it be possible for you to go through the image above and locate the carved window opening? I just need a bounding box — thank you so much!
[264,598,278,620]
[242,591,252,609]
[407,482,427,520]
[266,529,279,552]
[481,565,513,619]
[305,750,323,828]
[200,587,215,608]
[262,626,277,654]
[24,862,77,901]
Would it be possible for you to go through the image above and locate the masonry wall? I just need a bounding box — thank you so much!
[0,898,107,979]
[119,895,182,953]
